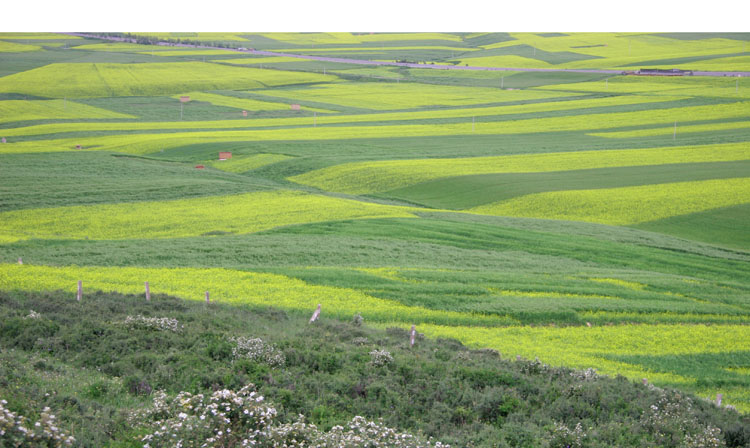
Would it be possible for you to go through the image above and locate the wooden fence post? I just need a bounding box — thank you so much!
[716,393,723,406]
[309,304,321,323]
[77,280,82,301]
[145,281,150,301]
[410,325,416,347]
[205,291,210,304]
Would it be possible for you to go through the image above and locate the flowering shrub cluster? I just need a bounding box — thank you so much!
[230,337,285,367]
[570,367,598,381]
[135,385,278,447]
[135,385,449,448]
[23,310,41,320]
[547,421,587,448]
[351,337,369,346]
[369,349,394,367]
[123,315,182,332]
[0,400,75,447]
[312,416,450,447]
[640,392,724,447]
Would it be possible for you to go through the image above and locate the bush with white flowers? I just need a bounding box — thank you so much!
[123,315,182,332]
[135,385,449,448]
[0,400,75,447]
[369,349,394,367]
[230,337,285,367]
[23,310,42,320]
[136,385,278,448]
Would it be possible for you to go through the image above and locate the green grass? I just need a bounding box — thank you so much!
[291,143,750,194]
[0,152,275,211]
[468,177,750,226]
[2,33,750,427]
[381,160,750,210]
[634,203,750,250]
[0,190,418,241]
[4,289,747,447]
[0,62,338,98]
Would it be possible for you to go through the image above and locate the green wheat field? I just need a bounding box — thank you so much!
[1,31,749,415]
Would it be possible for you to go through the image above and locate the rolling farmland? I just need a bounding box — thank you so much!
[1,31,749,443]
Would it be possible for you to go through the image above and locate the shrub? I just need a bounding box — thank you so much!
[134,385,449,447]
[123,315,182,332]
[230,337,285,367]
[369,349,394,367]
[0,400,75,447]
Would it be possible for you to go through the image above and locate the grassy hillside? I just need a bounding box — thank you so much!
[1,289,748,447]
[0,32,748,446]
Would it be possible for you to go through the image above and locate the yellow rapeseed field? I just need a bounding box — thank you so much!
[0,264,514,327]
[251,82,572,110]
[207,154,293,173]
[0,190,419,241]
[467,177,750,225]
[3,94,677,138]
[290,143,750,194]
[0,62,338,98]
[389,321,750,411]
[0,100,135,124]
[0,40,42,52]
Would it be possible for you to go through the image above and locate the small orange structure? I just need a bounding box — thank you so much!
[219,152,232,160]
[242,110,248,117]
[290,104,301,111]
[195,165,205,169]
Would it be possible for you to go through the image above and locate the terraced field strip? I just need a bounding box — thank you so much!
[127,32,251,41]
[207,153,293,173]
[468,177,750,225]
[0,33,81,40]
[0,62,339,98]
[250,82,576,110]
[0,40,42,52]
[335,266,747,318]
[218,57,315,65]
[398,322,750,412]
[3,99,748,154]
[589,120,750,138]
[538,76,750,99]
[169,91,295,112]
[455,55,558,69]
[260,32,463,45]
[0,264,513,327]
[0,99,135,124]
[480,33,748,70]
[136,50,240,56]
[290,142,750,194]
[384,161,750,210]
[0,190,422,242]
[669,55,750,72]
[276,46,478,53]
[1,94,684,137]
[71,43,186,52]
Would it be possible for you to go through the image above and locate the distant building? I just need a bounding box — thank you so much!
[636,68,693,76]
[219,152,232,160]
